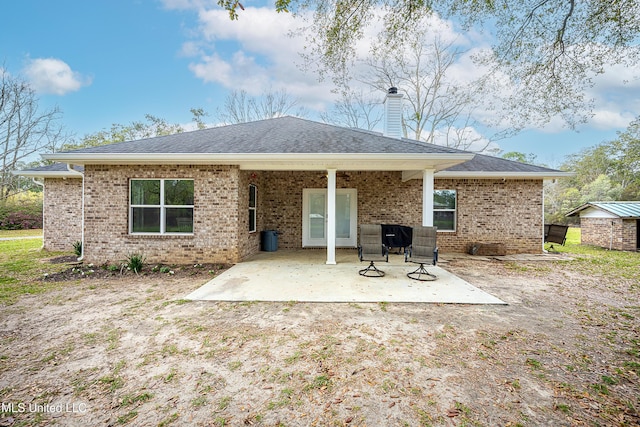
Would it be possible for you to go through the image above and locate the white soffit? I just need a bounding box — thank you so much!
[43,153,474,171]
[580,207,619,219]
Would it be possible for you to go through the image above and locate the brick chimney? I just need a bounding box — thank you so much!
[383,87,403,139]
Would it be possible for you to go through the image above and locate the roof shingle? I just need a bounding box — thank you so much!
[63,116,464,155]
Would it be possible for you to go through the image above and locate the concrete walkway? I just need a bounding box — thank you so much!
[186,249,506,304]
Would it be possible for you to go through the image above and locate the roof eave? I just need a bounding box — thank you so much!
[565,202,640,218]
[435,170,575,179]
[42,152,475,171]
[13,170,82,179]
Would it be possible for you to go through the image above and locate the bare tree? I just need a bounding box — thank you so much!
[320,89,382,130]
[273,0,640,127]
[1,69,66,199]
[216,88,308,124]
[359,30,519,152]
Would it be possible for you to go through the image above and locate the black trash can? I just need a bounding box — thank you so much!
[261,230,279,252]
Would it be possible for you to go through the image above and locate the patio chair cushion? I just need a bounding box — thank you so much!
[359,243,388,261]
[358,224,389,262]
[406,226,438,264]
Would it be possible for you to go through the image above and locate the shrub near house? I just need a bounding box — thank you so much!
[0,192,43,230]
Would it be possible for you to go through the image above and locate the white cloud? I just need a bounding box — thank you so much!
[23,58,91,95]
[179,6,340,110]
[169,2,640,144]
[582,63,640,131]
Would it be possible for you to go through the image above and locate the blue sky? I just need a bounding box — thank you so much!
[2,0,639,167]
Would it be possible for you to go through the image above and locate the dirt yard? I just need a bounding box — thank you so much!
[0,254,638,426]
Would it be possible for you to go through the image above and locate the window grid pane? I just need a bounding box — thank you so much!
[131,180,160,205]
[165,208,194,233]
[249,184,257,233]
[130,179,194,234]
[132,207,161,233]
[433,190,456,231]
[164,180,194,205]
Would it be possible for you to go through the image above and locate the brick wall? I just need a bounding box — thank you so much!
[259,171,544,254]
[622,219,638,251]
[83,164,241,265]
[49,167,545,263]
[237,170,262,259]
[581,217,637,251]
[43,178,83,251]
[438,178,543,254]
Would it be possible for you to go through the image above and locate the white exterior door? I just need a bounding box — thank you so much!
[302,189,357,247]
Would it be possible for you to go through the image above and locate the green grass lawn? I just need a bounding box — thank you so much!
[0,237,70,304]
[552,227,639,280]
[0,228,43,238]
[0,227,637,304]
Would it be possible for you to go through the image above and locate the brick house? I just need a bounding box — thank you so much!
[566,202,640,251]
[20,92,570,265]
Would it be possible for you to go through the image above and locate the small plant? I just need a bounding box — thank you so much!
[554,403,571,413]
[124,252,145,274]
[304,374,331,392]
[160,266,171,274]
[72,241,82,257]
[117,410,138,424]
[526,358,542,369]
[120,392,152,406]
[227,361,242,371]
[192,395,207,408]
[217,396,232,411]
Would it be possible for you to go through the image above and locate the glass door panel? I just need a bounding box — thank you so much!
[302,189,357,247]
[309,192,325,239]
[336,193,351,239]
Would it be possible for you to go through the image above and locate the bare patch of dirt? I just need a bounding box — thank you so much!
[1,256,638,426]
[40,260,229,282]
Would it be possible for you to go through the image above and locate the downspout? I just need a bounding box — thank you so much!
[31,178,45,250]
[66,164,85,261]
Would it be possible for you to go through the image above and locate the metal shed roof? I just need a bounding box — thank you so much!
[566,202,640,219]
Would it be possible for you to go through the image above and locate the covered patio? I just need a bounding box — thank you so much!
[185,250,506,304]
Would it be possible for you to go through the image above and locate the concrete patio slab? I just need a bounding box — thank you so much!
[185,250,506,304]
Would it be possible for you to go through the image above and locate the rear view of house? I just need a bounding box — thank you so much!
[19,91,571,265]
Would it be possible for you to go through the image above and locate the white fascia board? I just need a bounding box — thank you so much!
[43,152,475,171]
[12,170,82,179]
[434,170,575,179]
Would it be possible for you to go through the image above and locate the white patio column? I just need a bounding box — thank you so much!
[422,169,435,226]
[326,169,337,265]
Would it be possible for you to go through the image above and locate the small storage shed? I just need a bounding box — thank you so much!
[566,202,640,251]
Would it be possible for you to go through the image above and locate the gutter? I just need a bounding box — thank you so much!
[66,164,85,261]
[42,152,475,165]
[435,171,575,180]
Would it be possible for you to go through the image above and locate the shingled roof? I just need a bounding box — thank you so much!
[54,116,465,155]
[22,116,570,178]
[438,152,565,177]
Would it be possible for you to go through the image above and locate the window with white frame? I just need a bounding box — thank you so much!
[434,190,456,231]
[130,179,194,234]
[249,184,257,233]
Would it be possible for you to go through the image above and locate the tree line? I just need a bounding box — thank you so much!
[2,67,638,228]
[2,0,639,225]
[545,118,640,224]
